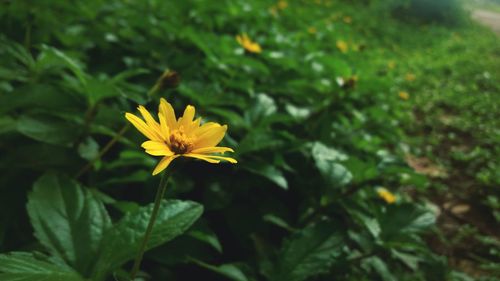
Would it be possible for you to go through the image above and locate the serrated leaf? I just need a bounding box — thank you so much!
[0,252,86,281]
[92,199,203,280]
[27,173,111,276]
[273,221,344,281]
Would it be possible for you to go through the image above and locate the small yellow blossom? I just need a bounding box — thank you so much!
[377,188,396,204]
[125,98,237,175]
[343,16,352,24]
[405,73,416,82]
[307,26,317,34]
[277,0,288,10]
[387,60,396,69]
[336,40,348,53]
[399,91,410,100]
[236,33,262,54]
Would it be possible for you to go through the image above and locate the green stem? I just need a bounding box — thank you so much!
[75,123,130,179]
[129,171,170,280]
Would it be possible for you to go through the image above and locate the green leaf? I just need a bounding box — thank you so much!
[92,199,203,280]
[317,161,353,188]
[17,115,82,146]
[85,77,121,105]
[379,203,436,241]
[273,221,344,281]
[244,162,288,190]
[187,221,223,253]
[310,142,348,163]
[0,252,86,281]
[77,137,99,161]
[190,258,249,281]
[365,257,397,281]
[37,45,88,86]
[310,142,352,188]
[27,173,111,276]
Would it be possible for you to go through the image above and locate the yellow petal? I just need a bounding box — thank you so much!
[191,146,234,154]
[236,35,243,45]
[193,125,227,148]
[187,117,202,133]
[202,155,238,163]
[183,153,220,164]
[125,113,160,141]
[152,155,179,175]
[158,113,171,143]
[184,153,237,164]
[179,105,195,129]
[142,140,172,152]
[192,122,220,137]
[159,98,177,130]
[137,105,161,133]
[145,149,174,156]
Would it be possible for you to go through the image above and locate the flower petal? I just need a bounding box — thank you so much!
[193,125,227,148]
[184,153,237,164]
[137,105,160,131]
[125,113,160,141]
[159,98,177,130]
[192,122,220,137]
[142,140,172,152]
[152,155,179,175]
[179,105,195,129]
[186,117,202,133]
[183,153,220,164]
[201,155,238,163]
[191,146,234,154]
[158,113,171,143]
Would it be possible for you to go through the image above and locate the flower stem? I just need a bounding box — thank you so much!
[129,171,170,280]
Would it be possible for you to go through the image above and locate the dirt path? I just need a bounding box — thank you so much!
[472,10,500,34]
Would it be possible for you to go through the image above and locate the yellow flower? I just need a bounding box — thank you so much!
[399,91,410,100]
[125,98,237,175]
[336,40,348,53]
[307,26,317,34]
[236,33,262,54]
[377,188,396,204]
[277,0,288,10]
[405,73,416,82]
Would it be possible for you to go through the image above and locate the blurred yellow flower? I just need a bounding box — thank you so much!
[277,0,288,10]
[125,98,237,175]
[336,40,348,53]
[399,91,410,100]
[343,16,352,24]
[377,187,396,204]
[307,26,317,34]
[405,73,416,82]
[236,33,262,54]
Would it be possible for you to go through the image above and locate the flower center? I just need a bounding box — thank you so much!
[169,128,193,154]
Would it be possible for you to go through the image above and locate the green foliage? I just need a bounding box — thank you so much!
[92,200,203,280]
[1,0,497,280]
[27,173,111,275]
[0,252,86,281]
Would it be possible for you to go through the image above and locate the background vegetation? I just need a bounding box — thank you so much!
[0,0,498,280]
